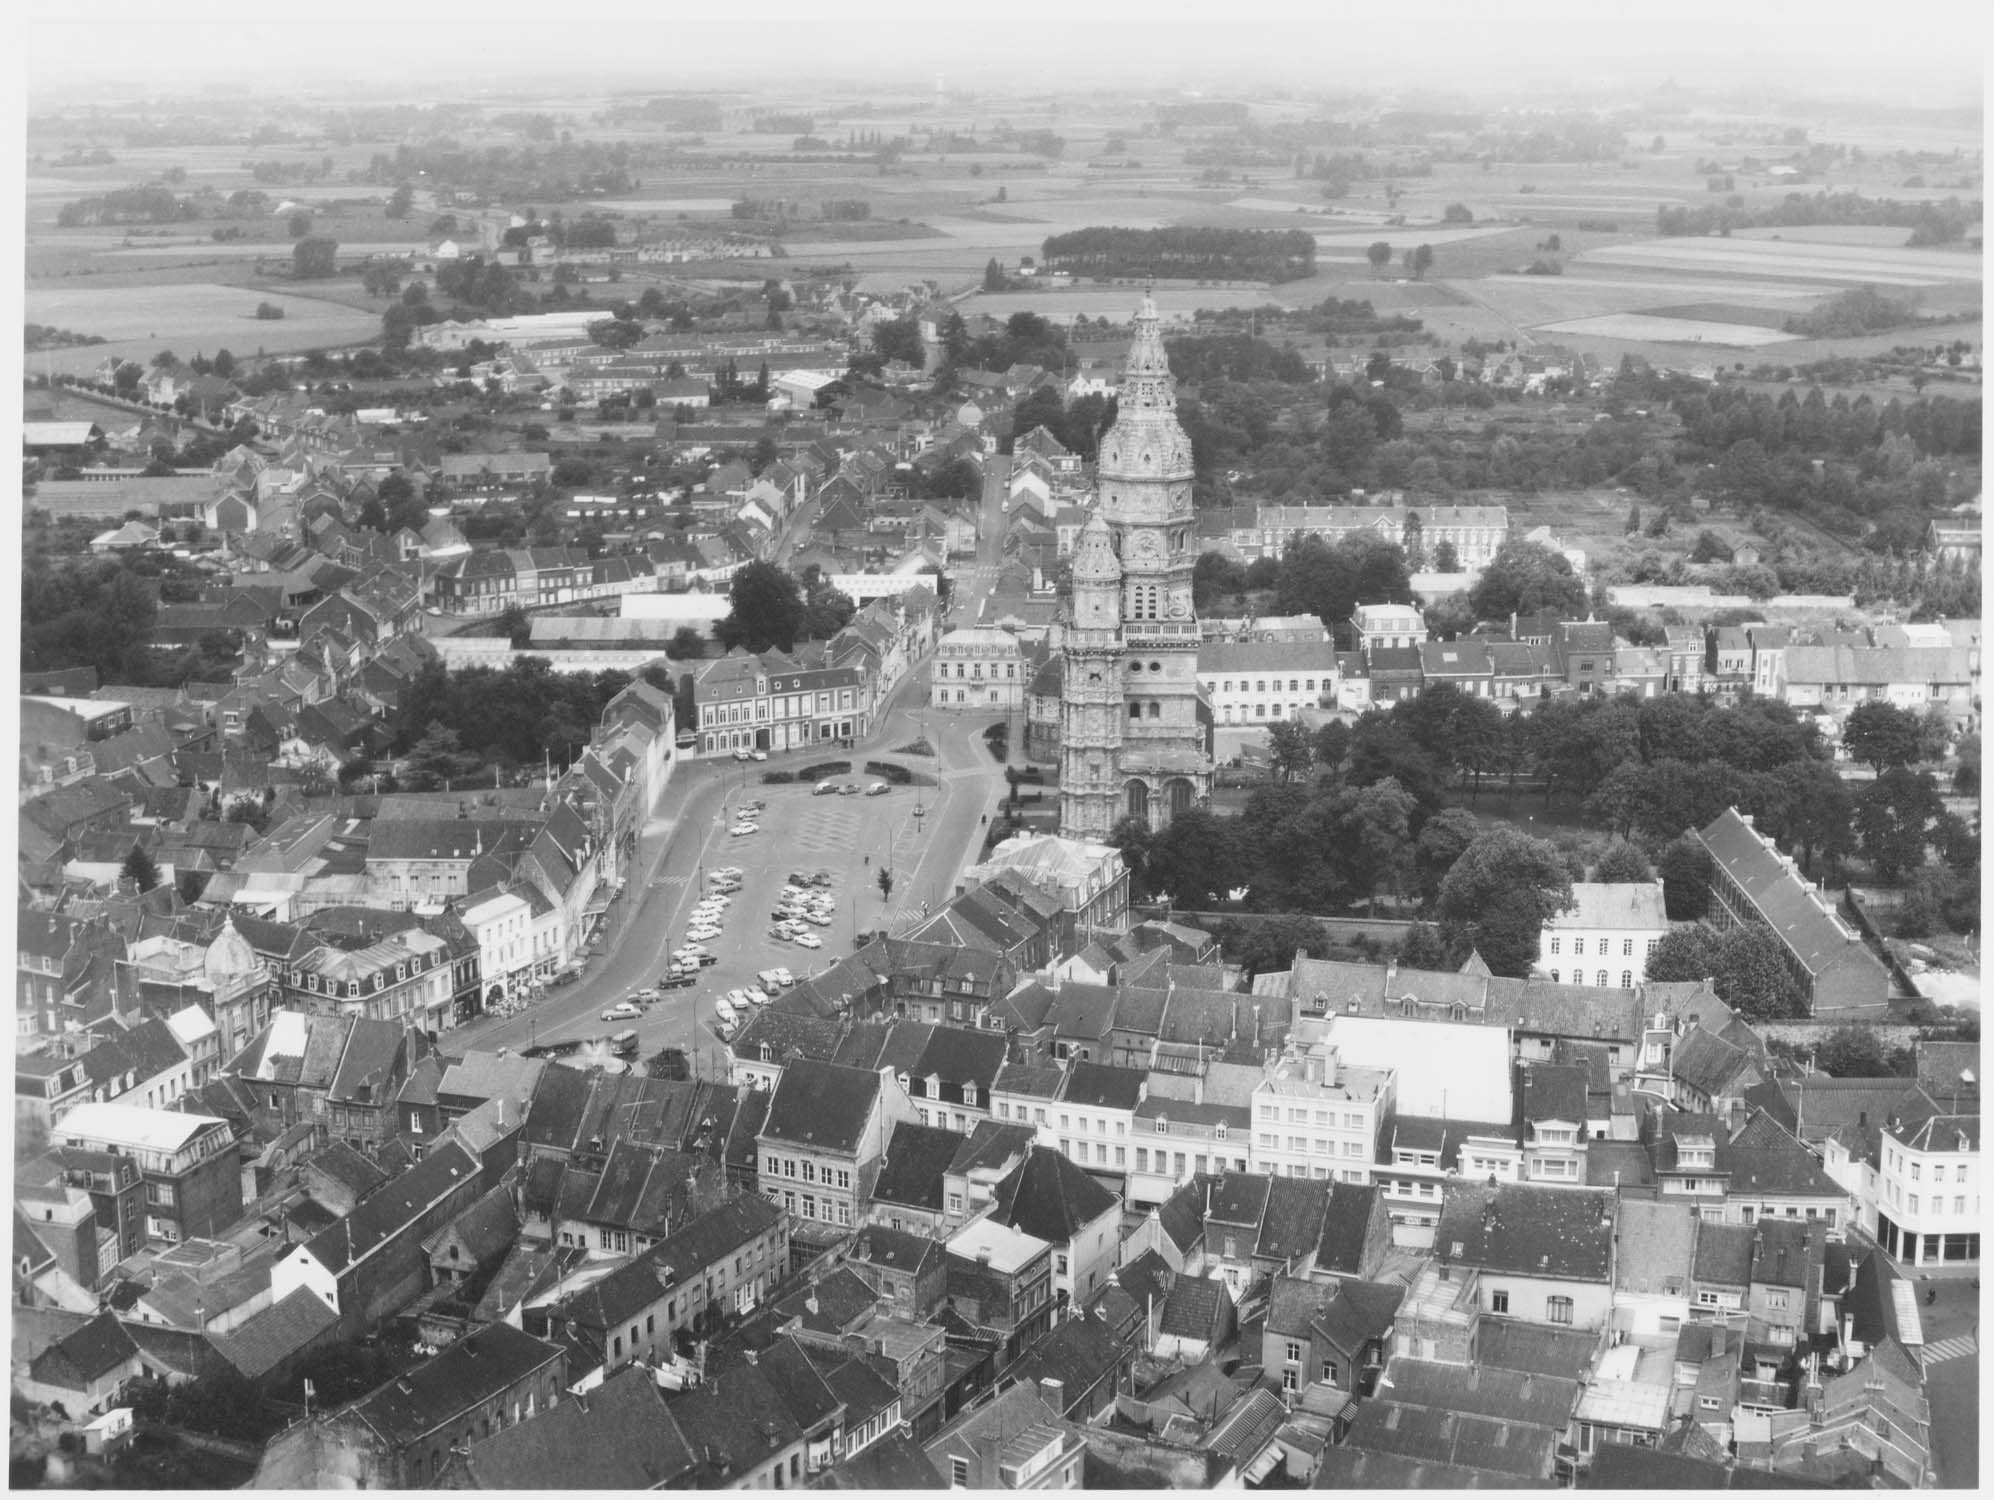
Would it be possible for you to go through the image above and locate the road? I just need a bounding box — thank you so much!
[445,649,1016,1078]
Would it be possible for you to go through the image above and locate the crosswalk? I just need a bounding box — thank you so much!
[1921,1333,1977,1365]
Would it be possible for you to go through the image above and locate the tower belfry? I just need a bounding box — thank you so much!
[1058,293,1213,840]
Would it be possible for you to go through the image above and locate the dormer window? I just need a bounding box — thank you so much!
[963,1085,978,1108]
[897,1071,910,1094]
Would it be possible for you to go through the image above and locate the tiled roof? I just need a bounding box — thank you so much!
[454,1362,694,1489]
[1313,1181,1380,1275]
[1253,1176,1328,1262]
[211,1287,340,1379]
[1158,1275,1227,1339]
[350,1323,561,1447]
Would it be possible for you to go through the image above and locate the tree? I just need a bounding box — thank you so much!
[1855,767,1944,884]
[386,183,415,219]
[1410,243,1434,280]
[495,605,532,648]
[287,210,312,238]
[1414,806,1483,903]
[871,316,925,367]
[983,258,1006,292]
[1592,840,1653,884]
[1468,540,1589,622]
[121,844,160,893]
[1432,540,1458,573]
[1311,719,1350,778]
[1952,731,1980,796]
[292,235,339,279]
[1146,810,1245,906]
[1842,701,1923,774]
[715,561,806,652]
[876,867,895,902]
[1397,922,1449,971]
[1816,1025,1895,1078]
[1224,914,1329,979]
[671,626,707,660]
[1659,835,1713,919]
[1366,241,1392,276]
[1267,720,1313,783]
[1436,829,1575,976]
[1647,923,1803,1021]
[1106,815,1154,898]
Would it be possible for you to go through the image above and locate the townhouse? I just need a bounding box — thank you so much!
[1197,640,1339,728]
[758,1059,915,1247]
[54,1101,243,1244]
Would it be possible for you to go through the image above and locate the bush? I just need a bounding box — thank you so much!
[892,738,936,757]
[864,760,913,784]
[794,760,851,781]
[760,770,795,785]
[982,723,1009,760]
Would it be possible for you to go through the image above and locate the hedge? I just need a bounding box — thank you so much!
[760,770,795,784]
[795,760,852,780]
[864,760,914,784]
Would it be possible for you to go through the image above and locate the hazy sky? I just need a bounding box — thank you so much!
[21,0,1988,103]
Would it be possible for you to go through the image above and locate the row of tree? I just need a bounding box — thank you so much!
[1038,227,1317,283]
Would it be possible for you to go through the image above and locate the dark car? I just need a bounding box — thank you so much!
[660,970,696,989]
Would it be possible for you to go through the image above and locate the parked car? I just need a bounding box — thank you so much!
[813,782,838,796]
[866,782,890,796]
[661,970,696,989]
[839,783,861,796]
[751,750,768,762]
[793,933,823,949]
[601,1001,642,1022]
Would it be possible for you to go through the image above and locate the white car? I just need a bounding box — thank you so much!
[751,750,768,761]
[770,967,795,987]
[678,943,710,958]
[687,927,721,943]
[600,1001,642,1022]
[793,932,823,949]
[725,988,754,1009]
[730,824,760,837]
[743,986,769,1006]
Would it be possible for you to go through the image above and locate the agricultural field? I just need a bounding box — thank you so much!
[23,283,382,374]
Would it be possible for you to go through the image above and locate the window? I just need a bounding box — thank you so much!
[1280,1366,1299,1392]
[1622,939,1634,957]
[1549,938,1560,955]
[1284,1339,1302,1364]
[1547,1296,1574,1325]
[1621,971,1633,988]
[1491,1289,1510,1314]
[1322,1360,1339,1385]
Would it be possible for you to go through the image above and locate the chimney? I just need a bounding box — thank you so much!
[1038,1377,1065,1411]
[1711,1325,1726,1356]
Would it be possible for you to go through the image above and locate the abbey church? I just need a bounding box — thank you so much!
[1057,293,1215,840]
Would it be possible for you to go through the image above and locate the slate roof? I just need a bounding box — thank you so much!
[453,1361,695,1489]
[1206,1171,1271,1230]
[1059,1060,1145,1111]
[1693,1220,1755,1287]
[1436,1183,1616,1282]
[1613,1199,1696,1299]
[1313,1181,1380,1276]
[299,1142,478,1275]
[761,1060,881,1154]
[1473,1321,1599,1381]
[947,1119,1038,1179]
[1253,1176,1329,1263]
[350,1322,562,1447]
[28,1312,138,1388]
[988,1145,1119,1244]
[872,1121,967,1212]
[1694,807,1889,988]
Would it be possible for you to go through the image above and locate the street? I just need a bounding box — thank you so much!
[445,644,1018,1079]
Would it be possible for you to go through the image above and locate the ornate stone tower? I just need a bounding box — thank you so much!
[1058,513,1126,840]
[1058,291,1213,840]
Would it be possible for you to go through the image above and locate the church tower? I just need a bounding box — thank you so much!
[1058,291,1213,840]
[1058,514,1126,840]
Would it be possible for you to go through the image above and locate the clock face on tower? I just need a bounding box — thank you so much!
[1131,530,1164,563]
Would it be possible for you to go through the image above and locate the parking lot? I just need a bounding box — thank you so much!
[612,774,924,1064]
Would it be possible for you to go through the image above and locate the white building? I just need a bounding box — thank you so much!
[462,891,535,1009]
[1353,602,1427,654]
[1867,1114,1979,1269]
[1249,1045,1396,1184]
[1196,640,1340,728]
[1317,1013,1513,1124]
[1538,881,1670,988]
[931,627,1027,710]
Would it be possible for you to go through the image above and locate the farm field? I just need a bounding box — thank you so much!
[1537,312,1802,347]
[24,283,381,373]
[1577,237,1981,288]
